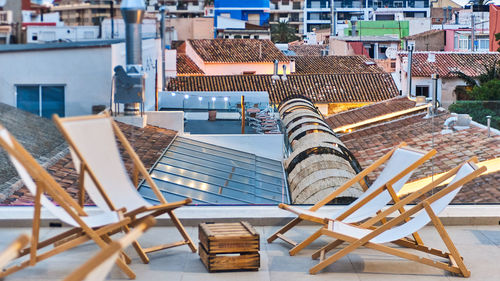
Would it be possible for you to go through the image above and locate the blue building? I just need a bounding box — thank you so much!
[214,0,270,29]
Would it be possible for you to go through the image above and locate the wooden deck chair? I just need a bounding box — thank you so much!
[0,125,137,279]
[53,114,196,264]
[0,234,29,270]
[308,159,486,276]
[64,216,156,281]
[268,143,436,256]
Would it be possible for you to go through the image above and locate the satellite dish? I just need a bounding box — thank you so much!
[385,47,397,59]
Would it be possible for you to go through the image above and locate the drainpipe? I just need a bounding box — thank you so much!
[160,6,166,90]
[406,45,413,97]
[431,73,439,115]
[471,14,475,52]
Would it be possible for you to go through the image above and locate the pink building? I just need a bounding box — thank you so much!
[444,29,490,52]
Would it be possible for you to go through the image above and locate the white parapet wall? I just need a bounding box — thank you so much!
[145,111,184,133]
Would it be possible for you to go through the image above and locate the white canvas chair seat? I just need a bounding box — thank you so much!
[308,161,484,277]
[0,126,137,279]
[268,143,436,255]
[54,114,197,264]
[0,129,121,228]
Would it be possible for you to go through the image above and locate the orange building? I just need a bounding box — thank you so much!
[490,4,500,52]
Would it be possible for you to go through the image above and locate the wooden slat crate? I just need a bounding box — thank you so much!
[198,221,260,272]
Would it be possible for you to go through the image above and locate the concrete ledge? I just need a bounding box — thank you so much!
[0,205,499,227]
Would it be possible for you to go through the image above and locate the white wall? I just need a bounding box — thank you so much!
[0,47,112,116]
[27,26,99,43]
[407,18,431,36]
[111,38,163,112]
[0,38,162,117]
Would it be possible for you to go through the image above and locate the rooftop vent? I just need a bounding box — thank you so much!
[427,53,436,63]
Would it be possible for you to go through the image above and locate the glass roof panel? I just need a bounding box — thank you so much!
[138,137,289,205]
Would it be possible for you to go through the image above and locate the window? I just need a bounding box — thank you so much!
[415,86,430,98]
[293,1,301,9]
[394,1,403,7]
[16,85,65,118]
[478,38,489,50]
[458,35,470,50]
[253,35,259,39]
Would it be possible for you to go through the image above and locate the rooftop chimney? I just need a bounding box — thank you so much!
[121,0,146,116]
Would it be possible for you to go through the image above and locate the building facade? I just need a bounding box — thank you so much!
[214,0,270,29]
[303,0,431,34]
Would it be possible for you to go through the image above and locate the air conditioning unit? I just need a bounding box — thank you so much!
[0,11,12,25]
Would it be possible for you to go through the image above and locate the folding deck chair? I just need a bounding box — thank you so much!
[64,216,156,281]
[268,143,436,256]
[0,234,29,269]
[53,114,196,264]
[308,159,485,276]
[0,125,138,279]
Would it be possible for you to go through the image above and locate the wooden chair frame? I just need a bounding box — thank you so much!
[308,159,485,277]
[63,216,156,281]
[0,234,29,269]
[268,143,436,255]
[0,125,139,279]
[53,113,196,264]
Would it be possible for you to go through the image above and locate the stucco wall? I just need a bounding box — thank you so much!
[0,46,112,116]
[0,39,162,117]
[169,18,214,41]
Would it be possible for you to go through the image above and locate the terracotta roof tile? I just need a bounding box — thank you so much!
[288,44,327,56]
[339,112,500,203]
[325,96,420,129]
[402,52,500,78]
[188,39,289,63]
[177,54,204,75]
[167,73,399,104]
[1,122,177,206]
[292,56,384,74]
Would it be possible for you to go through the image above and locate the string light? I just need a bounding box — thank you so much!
[211,97,216,101]
[171,92,176,96]
[198,96,203,101]
[224,97,228,101]
[184,94,189,99]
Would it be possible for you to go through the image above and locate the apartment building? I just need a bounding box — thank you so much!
[303,0,431,34]
[157,0,208,18]
[269,0,304,35]
[51,0,121,26]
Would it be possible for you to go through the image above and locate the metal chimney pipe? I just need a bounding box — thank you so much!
[121,0,145,115]
[121,0,145,66]
[282,65,287,81]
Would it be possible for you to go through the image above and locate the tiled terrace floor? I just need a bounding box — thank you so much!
[2,225,499,281]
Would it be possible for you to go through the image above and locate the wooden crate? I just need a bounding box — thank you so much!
[198,221,260,272]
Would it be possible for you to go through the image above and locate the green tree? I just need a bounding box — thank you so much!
[271,21,299,43]
[467,79,500,101]
[496,32,500,52]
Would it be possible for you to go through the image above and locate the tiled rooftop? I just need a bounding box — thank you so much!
[167,73,399,104]
[325,96,419,129]
[0,103,67,200]
[1,122,177,206]
[401,52,500,78]
[292,55,384,74]
[176,54,204,76]
[339,112,500,203]
[188,39,289,63]
[288,44,328,56]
